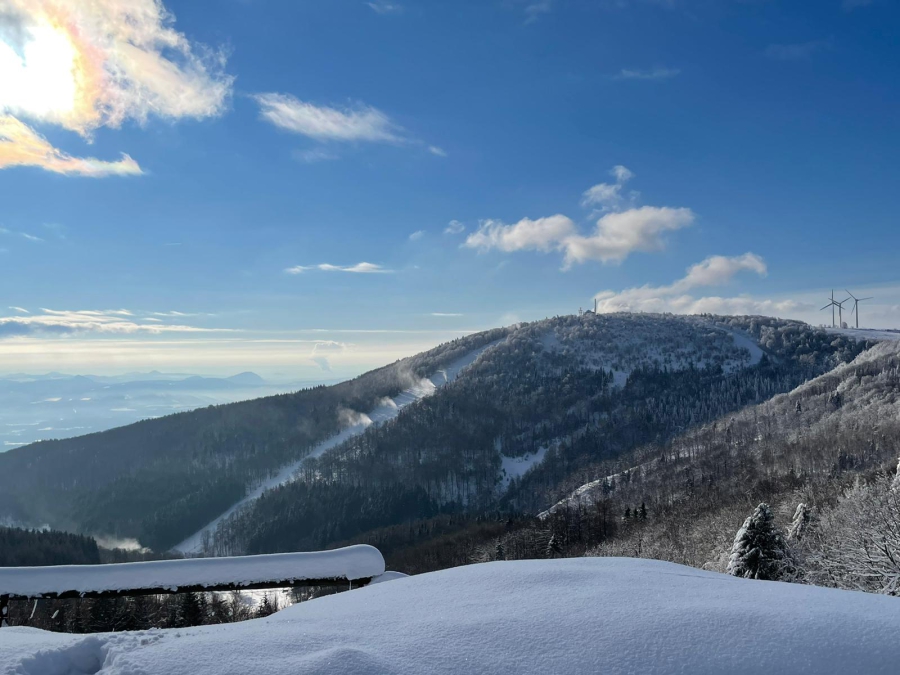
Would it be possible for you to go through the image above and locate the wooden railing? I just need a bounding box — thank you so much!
[1,545,385,628]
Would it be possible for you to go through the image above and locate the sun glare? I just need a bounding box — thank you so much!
[0,23,78,121]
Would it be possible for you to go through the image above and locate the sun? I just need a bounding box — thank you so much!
[0,22,78,123]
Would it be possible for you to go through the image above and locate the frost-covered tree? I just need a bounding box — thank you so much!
[787,503,810,542]
[546,534,561,558]
[726,503,792,581]
[891,457,900,492]
[809,475,900,595]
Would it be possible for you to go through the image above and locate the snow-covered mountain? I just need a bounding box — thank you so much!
[0,313,867,557]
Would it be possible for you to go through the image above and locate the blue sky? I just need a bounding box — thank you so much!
[1,0,898,377]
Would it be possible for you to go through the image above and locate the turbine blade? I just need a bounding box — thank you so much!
[860,297,874,301]
[845,289,857,300]
[820,304,832,311]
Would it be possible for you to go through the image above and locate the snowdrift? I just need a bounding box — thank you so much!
[3,557,900,674]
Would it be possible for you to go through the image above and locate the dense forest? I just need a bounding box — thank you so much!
[0,527,100,567]
[0,328,509,551]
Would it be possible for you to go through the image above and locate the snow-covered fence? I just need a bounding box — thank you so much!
[0,545,385,628]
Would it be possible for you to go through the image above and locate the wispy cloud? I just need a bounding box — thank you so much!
[524,1,553,23]
[0,116,142,176]
[0,308,231,339]
[8,307,29,314]
[285,262,393,274]
[254,93,402,143]
[464,166,694,267]
[765,41,828,61]
[0,0,232,176]
[409,230,425,241]
[367,1,403,14]
[292,148,340,164]
[430,312,463,317]
[445,220,466,235]
[1,225,51,243]
[616,67,681,81]
[591,253,800,316]
[428,145,447,157]
[581,165,636,212]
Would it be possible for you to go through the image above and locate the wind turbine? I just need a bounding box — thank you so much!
[821,290,839,327]
[845,289,873,329]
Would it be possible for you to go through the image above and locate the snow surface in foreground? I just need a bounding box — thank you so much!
[174,341,502,553]
[4,558,900,675]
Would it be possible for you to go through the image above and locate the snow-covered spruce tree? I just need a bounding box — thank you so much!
[726,503,793,581]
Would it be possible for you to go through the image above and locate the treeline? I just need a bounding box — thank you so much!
[1,588,294,633]
[0,527,100,567]
[0,328,510,551]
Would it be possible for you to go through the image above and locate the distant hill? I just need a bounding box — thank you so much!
[227,372,266,386]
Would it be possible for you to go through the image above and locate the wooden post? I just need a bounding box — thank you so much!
[1,594,9,628]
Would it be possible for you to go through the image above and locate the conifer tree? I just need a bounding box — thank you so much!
[726,503,792,581]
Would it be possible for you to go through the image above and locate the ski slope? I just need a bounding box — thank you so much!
[4,558,900,674]
[173,341,501,554]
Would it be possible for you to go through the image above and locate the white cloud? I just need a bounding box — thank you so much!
[310,339,351,372]
[8,307,29,314]
[445,220,466,235]
[285,262,393,274]
[465,165,694,268]
[409,230,425,241]
[254,93,402,143]
[0,0,232,175]
[367,1,403,14]
[466,215,577,254]
[617,67,681,80]
[430,312,463,317]
[0,308,230,338]
[591,253,796,316]
[562,207,694,266]
[428,145,447,157]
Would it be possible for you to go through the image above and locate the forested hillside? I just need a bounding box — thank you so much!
[374,332,900,596]
[0,328,509,551]
[204,314,865,558]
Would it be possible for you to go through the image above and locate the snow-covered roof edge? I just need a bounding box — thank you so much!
[0,545,385,598]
